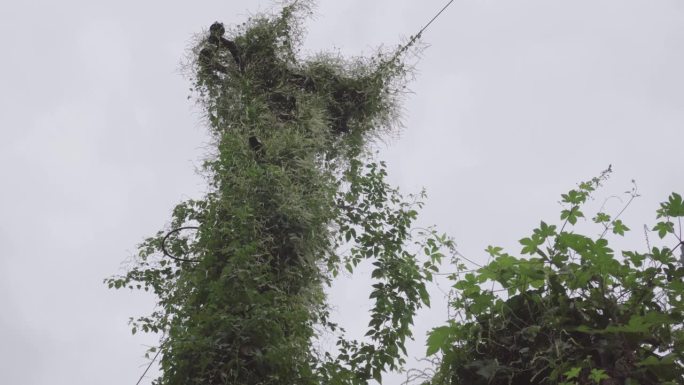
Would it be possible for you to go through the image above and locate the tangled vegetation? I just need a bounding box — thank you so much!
[106,2,684,384]
[425,170,684,385]
[107,2,451,385]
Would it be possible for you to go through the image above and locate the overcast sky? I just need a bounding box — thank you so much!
[1,1,683,384]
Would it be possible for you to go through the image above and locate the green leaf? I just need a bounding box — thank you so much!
[564,367,581,380]
[345,262,353,273]
[537,221,557,237]
[372,367,382,383]
[623,251,646,267]
[589,368,609,383]
[659,192,684,217]
[611,219,630,235]
[638,354,676,367]
[426,326,452,356]
[519,237,540,255]
[653,221,675,239]
[418,285,430,307]
[485,245,503,257]
[593,212,611,223]
[562,190,587,205]
[561,208,584,225]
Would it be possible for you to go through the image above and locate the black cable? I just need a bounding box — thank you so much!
[135,346,162,385]
[385,0,456,66]
[161,226,200,263]
[418,0,456,38]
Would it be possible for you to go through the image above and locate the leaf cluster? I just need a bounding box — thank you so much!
[426,171,684,385]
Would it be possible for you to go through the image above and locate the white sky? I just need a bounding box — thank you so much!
[1,1,683,384]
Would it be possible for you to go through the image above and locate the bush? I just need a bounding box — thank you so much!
[427,169,684,385]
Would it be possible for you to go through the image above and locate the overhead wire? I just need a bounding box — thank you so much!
[416,0,456,39]
[385,0,456,66]
[135,345,163,385]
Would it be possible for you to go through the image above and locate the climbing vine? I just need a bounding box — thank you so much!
[106,2,451,385]
[425,169,684,385]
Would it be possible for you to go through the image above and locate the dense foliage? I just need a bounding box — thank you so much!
[426,170,684,385]
[107,2,451,385]
[107,2,684,384]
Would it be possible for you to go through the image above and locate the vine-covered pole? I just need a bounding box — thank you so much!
[107,2,452,384]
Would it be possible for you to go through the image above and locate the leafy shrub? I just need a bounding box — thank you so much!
[427,170,684,385]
